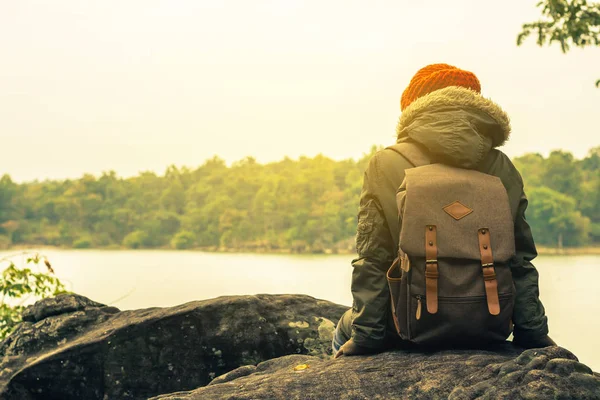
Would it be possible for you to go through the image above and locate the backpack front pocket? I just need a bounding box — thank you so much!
[409,293,515,345]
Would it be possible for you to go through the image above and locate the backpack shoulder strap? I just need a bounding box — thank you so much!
[386,142,431,168]
[389,142,431,259]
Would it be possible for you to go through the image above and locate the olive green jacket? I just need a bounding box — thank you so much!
[348,87,549,349]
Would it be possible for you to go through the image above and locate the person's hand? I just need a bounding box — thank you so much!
[334,338,375,359]
[513,334,557,349]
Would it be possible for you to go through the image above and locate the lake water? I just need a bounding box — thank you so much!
[1,250,599,371]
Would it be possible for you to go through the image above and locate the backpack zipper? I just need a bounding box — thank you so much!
[415,295,422,320]
[412,293,513,307]
[411,293,513,328]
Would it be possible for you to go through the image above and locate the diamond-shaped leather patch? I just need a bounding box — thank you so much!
[443,201,473,220]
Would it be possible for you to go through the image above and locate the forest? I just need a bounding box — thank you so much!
[0,146,598,252]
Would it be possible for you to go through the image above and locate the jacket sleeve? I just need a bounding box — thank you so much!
[511,189,550,341]
[350,154,396,349]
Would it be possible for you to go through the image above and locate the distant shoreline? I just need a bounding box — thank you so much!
[535,246,600,256]
[3,244,600,256]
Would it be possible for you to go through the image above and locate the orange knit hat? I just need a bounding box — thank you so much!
[400,63,481,111]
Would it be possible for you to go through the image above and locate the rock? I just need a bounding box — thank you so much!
[150,346,600,400]
[0,294,347,400]
[208,365,258,386]
[1,294,120,364]
[4,294,599,400]
[21,293,112,323]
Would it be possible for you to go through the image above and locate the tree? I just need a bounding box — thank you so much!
[0,175,18,225]
[513,153,546,189]
[581,146,600,171]
[518,0,600,86]
[541,150,583,197]
[122,230,149,249]
[171,231,196,250]
[579,147,600,241]
[527,186,591,246]
[0,145,597,250]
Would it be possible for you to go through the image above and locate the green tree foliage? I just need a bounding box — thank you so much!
[541,150,583,196]
[0,253,65,339]
[579,147,600,242]
[171,231,196,250]
[72,237,93,249]
[0,145,597,250]
[518,0,600,86]
[527,187,590,246]
[122,230,150,249]
[514,147,599,246]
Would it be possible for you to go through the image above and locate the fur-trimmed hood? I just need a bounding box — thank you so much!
[396,86,511,168]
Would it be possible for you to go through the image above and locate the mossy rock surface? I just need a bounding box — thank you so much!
[3,293,599,400]
[152,346,600,400]
[0,293,346,399]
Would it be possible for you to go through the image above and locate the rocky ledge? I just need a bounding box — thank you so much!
[152,346,600,400]
[1,294,599,400]
[0,293,346,399]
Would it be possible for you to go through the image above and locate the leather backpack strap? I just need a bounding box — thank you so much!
[390,142,438,315]
[425,225,439,314]
[386,142,431,168]
[391,141,431,253]
[478,228,500,315]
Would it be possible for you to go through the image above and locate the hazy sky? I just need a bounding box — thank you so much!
[1,0,598,182]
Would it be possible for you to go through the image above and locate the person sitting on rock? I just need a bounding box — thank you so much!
[333,63,556,357]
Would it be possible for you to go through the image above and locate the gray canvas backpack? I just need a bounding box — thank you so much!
[386,143,516,345]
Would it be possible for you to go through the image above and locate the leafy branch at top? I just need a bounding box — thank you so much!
[517,0,600,87]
